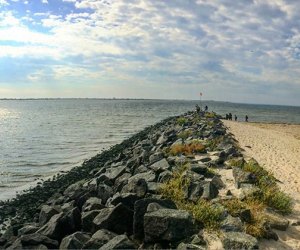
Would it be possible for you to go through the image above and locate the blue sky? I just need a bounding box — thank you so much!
[0,0,300,105]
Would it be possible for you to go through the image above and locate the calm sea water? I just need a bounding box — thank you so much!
[0,99,299,200]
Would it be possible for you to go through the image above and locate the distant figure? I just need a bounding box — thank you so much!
[234,115,237,121]
[225,114,228,120]
[195,104,200,113]
[245,115,248,122]
[205,105,208,111]
[229,113,232,121]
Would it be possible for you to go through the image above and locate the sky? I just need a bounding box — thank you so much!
[0,0,300,105]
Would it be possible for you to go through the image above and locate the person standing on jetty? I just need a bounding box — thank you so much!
[205,105,208,112]
[245,115,248,122]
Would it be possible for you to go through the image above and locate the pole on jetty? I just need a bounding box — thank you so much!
[199,92,202,110]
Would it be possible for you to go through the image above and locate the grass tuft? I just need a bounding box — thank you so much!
[177,130,193,140]
[222,198,267,238]
[169,141,206,156]
[240,159,293,215]
[205,112,217,118]
[177,117,188,126]
[160,165,223,230]
[205,136,224,151]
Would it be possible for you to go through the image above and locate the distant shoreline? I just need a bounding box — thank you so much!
[0,98,299,107]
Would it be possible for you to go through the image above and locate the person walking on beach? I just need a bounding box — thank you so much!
[245,115,248,122]
[234,115,237,121]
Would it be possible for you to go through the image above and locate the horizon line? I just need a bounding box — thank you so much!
[0,97,299,107]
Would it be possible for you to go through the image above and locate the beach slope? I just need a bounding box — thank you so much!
[223,120,300,249]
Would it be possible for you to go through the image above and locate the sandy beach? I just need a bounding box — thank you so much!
[223,120,300,249]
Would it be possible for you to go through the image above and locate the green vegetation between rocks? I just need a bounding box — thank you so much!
[222,197,267,238]
[176,117,188,126]
[160,164,223,230]
[205,136,224,151]
[177,130,193,140]
[240,159,292,215]
[204,112,217,119]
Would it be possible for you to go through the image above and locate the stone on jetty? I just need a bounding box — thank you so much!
[59,232,90,249]
[37,207,81,241]
[82,197,104,212]
[144,208,195,243]
[81,210,102,232]
[9,233,59,249]
[99,234,136,250]
[93,203,133,234]
[221,232,258,249]
[232,167,256,188]
[39,205,60,226]
[82,229,116,249]
[133,198,176,239]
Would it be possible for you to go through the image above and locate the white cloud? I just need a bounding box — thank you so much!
[0,0,8,6]
[0,0,300,104]
[41,0,48,4]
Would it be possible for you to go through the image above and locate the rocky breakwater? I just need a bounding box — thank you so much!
[0,111,293,249]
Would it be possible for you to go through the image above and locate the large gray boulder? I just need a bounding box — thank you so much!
[96,184,113,204]
[222,232,258,249]
[63,180,86,199]
[107,192,140,210]
[18,224,39,236]
[156,133,168,145]
[59,232,90,249]
[220,215,243,232]
[39,205,60,226]
[149,158,170,173]
[182,170,204,183]
[99,235,136,250]
[10,233,59,249]
[133,198,177,239]
[147,182,162,194]
[190,164,208,175]
[114,173,132,192]
[37,207,81,241]
[144,209,195,242]
[101,165,127,183]
[81,210,102,233]
[121,178,148,197]
[187,181,218,201]
[82,197,104,212]
[158,170,173,183]
[201,182,219,200]
[149,152,164,164]
[232,167,256,188]
[177,242,206,250]
[93,203,133,234]
[129,171,156,183]
[82,229,116,249]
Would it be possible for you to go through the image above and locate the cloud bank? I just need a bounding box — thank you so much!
[0,0,299,105]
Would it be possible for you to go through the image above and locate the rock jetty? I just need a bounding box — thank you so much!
[0,111,292,249]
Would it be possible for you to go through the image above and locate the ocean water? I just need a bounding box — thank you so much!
[0,99,299,200]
